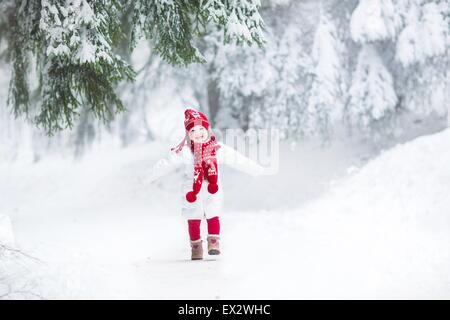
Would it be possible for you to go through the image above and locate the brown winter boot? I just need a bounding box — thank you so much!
[190,239,203,260]
[207,235,220,255]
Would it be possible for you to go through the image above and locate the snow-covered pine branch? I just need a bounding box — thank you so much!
[130,0,265,65]
[350,0,401,43]
[396,1,448,66]
[35,0,135,134]
[2,0,265,135]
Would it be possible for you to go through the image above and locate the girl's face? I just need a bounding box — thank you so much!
[188,125,209,143]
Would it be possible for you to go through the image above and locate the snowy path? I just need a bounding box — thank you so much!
[2,132,450,299]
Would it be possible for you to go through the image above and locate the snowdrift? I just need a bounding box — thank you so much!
[227,128,450,299]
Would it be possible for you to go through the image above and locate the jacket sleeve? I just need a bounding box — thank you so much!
[144,150,185,184]
[218,143,267,177]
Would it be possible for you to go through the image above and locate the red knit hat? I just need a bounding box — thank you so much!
[184,109,210,131]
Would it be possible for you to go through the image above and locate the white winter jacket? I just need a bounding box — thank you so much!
[146,142,266,220]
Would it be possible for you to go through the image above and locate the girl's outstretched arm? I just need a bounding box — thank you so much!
[143,150,185,185]
[218,143,268,177]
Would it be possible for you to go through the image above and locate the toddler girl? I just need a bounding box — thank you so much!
[146,108,265,260]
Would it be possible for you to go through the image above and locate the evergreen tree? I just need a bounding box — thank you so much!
[348,0,449,139]
[306,6,345,139]
[350,0,401,43]
[394,1,449,123]
[255,23,312,139]
[1,0,448,157]
[346,45,398,138]
[211,30,274,130]
[0,0,265,135]
[208,1,318,139]
[396,1,448,66]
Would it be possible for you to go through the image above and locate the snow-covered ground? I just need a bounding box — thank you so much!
[1,128,449,299]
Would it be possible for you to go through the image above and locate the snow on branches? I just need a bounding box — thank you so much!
[130,0,265,65]
[346,45,398,135]
[350,0,400,43]
[396,2,448,66]
[306,11,344,139]
[3,0,265,135]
